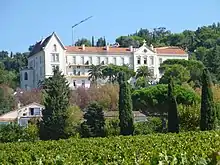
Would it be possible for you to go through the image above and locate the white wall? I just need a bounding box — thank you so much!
[44,35,66,77]
[27,51,45,88]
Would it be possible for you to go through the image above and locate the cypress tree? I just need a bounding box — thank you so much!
[91,36,95,47]
[200,68,216,131]
[118,72,134,135]
[80,102,105,138]
[167,78,179,133]
[39,67,70,140]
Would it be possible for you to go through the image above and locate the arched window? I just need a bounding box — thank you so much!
[53,44,57,51]
[24,72,28,80]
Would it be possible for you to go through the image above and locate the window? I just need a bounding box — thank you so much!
[25,84,28,90]
[159,58,163,64]
[113,57,116,65]
[51,53,59,62]
[73,69,76,75]
[30,61,33,68]
[105,57,108,64]
[82,80,85,87]
[73,56,76,64]
[30,108,34,116]
[73,80,76,87]
[150,56,154,65]
[137,57,141,64]
[121,57,124,65]
[144,57,147,64]
[40,56,42,64]
[66,56,68,63]
[97,57,100,64]
[40,67,42,76]
[149,68,154,76]
[80,57,84,64]
[53,44,57,52]
[33,60,35,67]
[89,57,92,64]
[34,108,40,115]
[24,72,28,80]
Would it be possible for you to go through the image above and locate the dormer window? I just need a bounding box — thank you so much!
[53,44,57,52]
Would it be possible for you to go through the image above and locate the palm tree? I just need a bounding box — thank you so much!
[135,66,151,79]
[88,64,103,86]
[135,66,152,87]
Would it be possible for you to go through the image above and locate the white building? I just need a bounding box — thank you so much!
[0,102,44,127]
[20,32,188,90]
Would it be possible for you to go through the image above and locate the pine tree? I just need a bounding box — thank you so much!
[39,67,70,140]
[92,36,95,47]
[118,72,134,135]
[200,68,216,131]
[80,102,105,138]
[167,78,179,133]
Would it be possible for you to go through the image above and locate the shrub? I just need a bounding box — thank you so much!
[134,117,163,135]
[178,104,200,131]
[105,119,120,136]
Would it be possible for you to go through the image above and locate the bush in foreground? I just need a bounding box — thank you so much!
[1,131,220,164]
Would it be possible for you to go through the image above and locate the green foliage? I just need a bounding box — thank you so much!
[159,64,190,85]
[200,68,217,131]
[64,105,83,137]
[134,117,163,135]
[159,59,204,87]
[40,67,70,140]
[132,84,200,115]
[118,72,134,135]
[24,123,39,142]
[2,131,220,164]
[0,123,39,143]
[80,102,105,138]
[102,64,135,83]
[178,104,200,131]
[167,79,179,133]
[75,38,91,46]
[104,119,120,136]
[0,85,16,115]
[96,37,106,47]
[135,77,148,89]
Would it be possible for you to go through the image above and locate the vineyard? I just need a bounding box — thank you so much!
[1,131,220,164]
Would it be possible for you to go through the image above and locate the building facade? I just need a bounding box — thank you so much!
[0,102,44,126]
[20,32,188,90]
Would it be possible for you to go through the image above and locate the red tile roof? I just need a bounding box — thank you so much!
[65,46,187,55]
[65,46,131,54]
[155,47,187,55]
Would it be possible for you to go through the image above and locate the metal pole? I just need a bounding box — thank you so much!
[72,27,74,46]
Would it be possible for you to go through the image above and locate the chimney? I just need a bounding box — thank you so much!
[82,44,85,50]
[106,45,109,51]
[129,45,133,52]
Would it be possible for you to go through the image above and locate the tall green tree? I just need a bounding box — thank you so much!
[167,78,179,133]
[96,37,106,47]
[91,36,95,47]
[200,68,216,131]
[118,72,134,135]
[39,67,70,140]
[80,102,105,138]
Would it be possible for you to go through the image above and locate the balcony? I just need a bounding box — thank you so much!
[67,61,91,67]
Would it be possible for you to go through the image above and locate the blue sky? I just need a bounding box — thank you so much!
[0,0,219,52]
